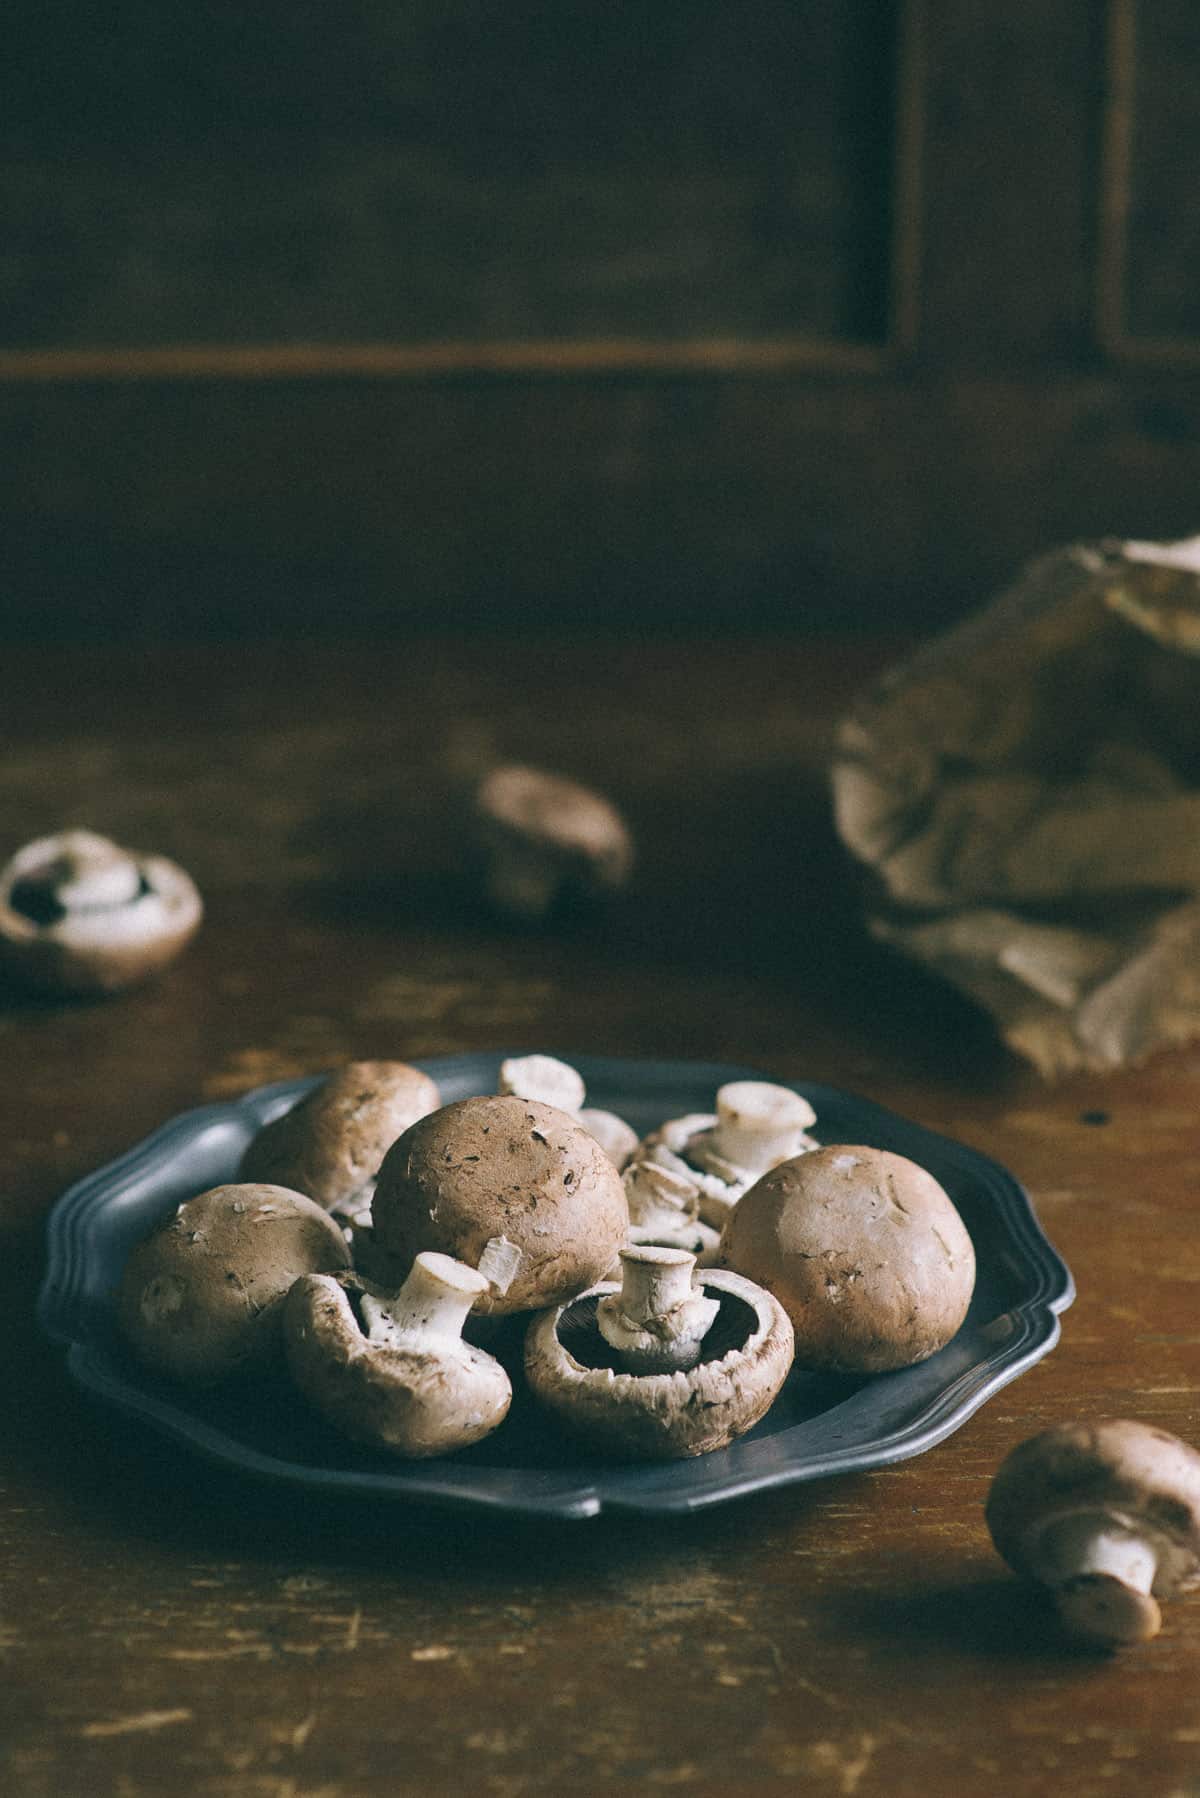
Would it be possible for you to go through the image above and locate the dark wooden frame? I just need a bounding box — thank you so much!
[1097,0,1200,365]
[0,0,926,385]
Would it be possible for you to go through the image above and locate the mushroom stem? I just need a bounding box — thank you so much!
[618,1246,697,1324]
[361,1252,490,1349]
[597,1246,721,1374]
[1040,1517,1162,1645]
[709,1081,817,1176]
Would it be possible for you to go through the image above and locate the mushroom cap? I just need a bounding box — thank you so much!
[986,1420,1200,1597]
[0,830,203,995]
[718,1144,975,1374]
[370,1095,630,1315]
[116,1183,350,1384]
[524,1267,794,1460]
[284,1270,512,1458]
[239,1061,441,1210]
[474,765,633,888]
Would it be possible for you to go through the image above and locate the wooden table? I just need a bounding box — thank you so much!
[3,636,1198,1797]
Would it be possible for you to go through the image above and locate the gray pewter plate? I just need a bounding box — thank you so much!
[38,1054,1073,1521]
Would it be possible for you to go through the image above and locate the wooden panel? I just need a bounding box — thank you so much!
[0,0,907,364]
[1098,0,1200,359]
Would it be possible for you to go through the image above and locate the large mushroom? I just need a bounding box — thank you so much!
[473,765,633,922]
[525,1244,794,1459]
[986,1419,1200,1647]
[370,1095,629,1316]
[718,1144,975,1373]
[0,829,202,995]
[116,1183,350,1384]
[284,1252,512,1458]
[239,1060,441,1227]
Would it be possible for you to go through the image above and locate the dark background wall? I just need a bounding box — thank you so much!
[2,0,1199,639]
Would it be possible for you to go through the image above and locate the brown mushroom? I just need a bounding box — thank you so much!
[718,1144,975,1373]
[986,1420,1200,1647]
[284,1253,512,1458]
[524,1247,794,1459]
[473,764,633,921]
[625,1081,819,1232]
[0,829,202,995]
[239,1061,441,1224]
[370,1095,629,1316]
[116,1183,350,1384]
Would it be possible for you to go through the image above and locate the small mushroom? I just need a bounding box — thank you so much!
[116,1183,350,1384]
[499,1052,638,1169]
[986,1420,1200,1647]
[525,1249,793,1460]
[370,1094,629,1315]
[0,829,203,995]
[718,1144,975,1373]
[239,1060,441,1228]
[625,1081,819,1230]
[284,1252,512,1458]
[473,764,633,922]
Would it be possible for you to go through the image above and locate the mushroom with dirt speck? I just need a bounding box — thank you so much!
[370,1095,629,1315]
[718,1144,975,1373]
[525,1246,793,1459]
[473,765,633,922]
[498,1052,638,1169]
[986,1419,1200,1647]
[284,1252,512,1457]
[117,1184,350,1384]
[0,828,202,995]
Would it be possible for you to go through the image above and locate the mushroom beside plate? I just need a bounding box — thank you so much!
[38,1054,1073,1521]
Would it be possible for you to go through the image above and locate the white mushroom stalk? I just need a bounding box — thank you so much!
[597,1246,720,1374]
[1038,1515,1163,1644]
[627,1083,819,1231]
[359,1252,489,1351]
[700,1082,819,1178]
[40,832,144,911]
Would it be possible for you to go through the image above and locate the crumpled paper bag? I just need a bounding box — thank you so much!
[832,536,1200,1075]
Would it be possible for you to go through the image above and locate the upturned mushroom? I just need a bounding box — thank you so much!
[0,828,203,995]
[986,1419,1200,1647]
[625,1081,819,1231]
[284,1252,512,1458]
[239,1060,441,1228]
[473,764,634,922]
[621,1157,721,1264]
[525,1246,793,1459]
[718,1144,975,1373]
[116,1183,350,1384]
[498,1052,638,1170]
[370,1094,629,1316]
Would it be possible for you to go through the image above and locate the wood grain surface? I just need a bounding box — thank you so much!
[2,635,1199,1796]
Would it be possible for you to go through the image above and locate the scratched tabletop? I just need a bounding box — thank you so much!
[2,636,1198,1796]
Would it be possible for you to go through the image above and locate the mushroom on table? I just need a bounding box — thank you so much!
[472,764,634,922]
[0,828,202,995]
[986,1419,1200,1647]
